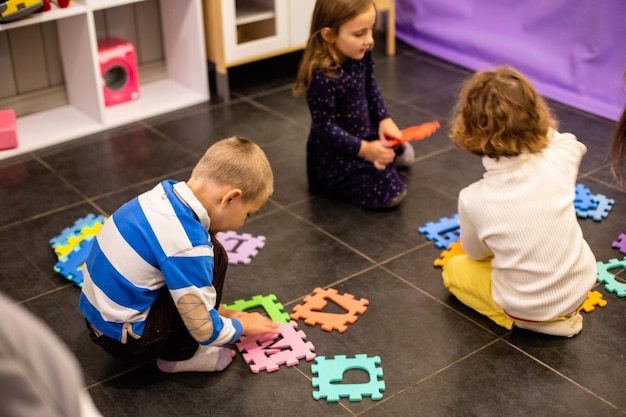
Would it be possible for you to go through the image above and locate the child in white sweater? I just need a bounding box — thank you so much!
[443,66,597,337]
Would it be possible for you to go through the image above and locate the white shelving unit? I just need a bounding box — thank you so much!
[0,0,208,161]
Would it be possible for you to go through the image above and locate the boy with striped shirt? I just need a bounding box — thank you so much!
[80,137,279,373]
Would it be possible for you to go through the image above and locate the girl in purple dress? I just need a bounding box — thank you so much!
[293,0,413,210]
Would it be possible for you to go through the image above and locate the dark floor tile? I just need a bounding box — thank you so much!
[406,84,460,121]
[288,176,458,264]
[382,248,512,338]
[261,134,310,206]
[37,124,198,199]
[360,340,624,417]
[221,209,375,304]
[292,268,497,415]
[249,86,311,128]
[506,286,626,411]
[406,146,484,198]
[374,53,470,103]
[0,156,84,227]
[0,205,101,302]
[88,357,353,417]
[148,100,306,155]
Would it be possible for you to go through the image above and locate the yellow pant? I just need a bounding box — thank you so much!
[442,254,514,330]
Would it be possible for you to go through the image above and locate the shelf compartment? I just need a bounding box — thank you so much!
[0,0,208,161]
[235,1,275,25]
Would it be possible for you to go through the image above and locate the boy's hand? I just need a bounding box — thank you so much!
[236,312,280,337]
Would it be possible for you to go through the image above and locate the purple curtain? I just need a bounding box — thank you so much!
[396,0,626,121]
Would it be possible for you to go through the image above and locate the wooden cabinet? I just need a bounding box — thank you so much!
[203,0,315,101]
[203,0,396,101]
[0,0,208,161]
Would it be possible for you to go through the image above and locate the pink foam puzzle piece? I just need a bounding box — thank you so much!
[236,321,316,373]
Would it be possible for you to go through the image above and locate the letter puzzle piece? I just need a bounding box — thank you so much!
[223,294,291,323]
[596,257,626,297]
[612,233,626,255]
[434,240,465,269]
[236,320,316,373]
[290,287,369,333]
[50,214,106,287]
[311,354,385,402]
[579,290,608,313]
[418,214,460,249]
[215,231,266,265]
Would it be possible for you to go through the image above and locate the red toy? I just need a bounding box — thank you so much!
[98,38,140,107]
[51,0,70,7]
[387,120,441,146]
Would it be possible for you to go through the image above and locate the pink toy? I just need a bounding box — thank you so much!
[612,233,626,255]
[98,38,139,107]
[0,109,18,151]
[236,321,316,373]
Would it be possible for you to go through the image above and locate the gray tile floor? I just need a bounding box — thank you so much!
[1,38,625,417]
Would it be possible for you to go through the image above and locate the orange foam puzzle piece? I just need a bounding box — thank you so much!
[290,287,369,333]
[580,290,608,313]
[387,121,441,146]
[434,240,465,269]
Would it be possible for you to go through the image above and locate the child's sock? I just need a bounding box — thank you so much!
[395,144,415,168]
[157,346,235,373]
[514,312,583,337]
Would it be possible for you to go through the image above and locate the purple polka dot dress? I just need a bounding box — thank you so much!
[306,52,406,209]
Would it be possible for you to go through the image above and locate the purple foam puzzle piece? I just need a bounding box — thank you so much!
[612,233,626,255]
[215,231,266,264]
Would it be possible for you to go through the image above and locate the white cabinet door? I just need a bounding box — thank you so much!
[221,0,289,64]
[288,0,315,48]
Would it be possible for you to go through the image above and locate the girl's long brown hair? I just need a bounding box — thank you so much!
[292,0,374,96]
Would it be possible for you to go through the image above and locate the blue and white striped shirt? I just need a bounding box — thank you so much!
[79,180,242,345]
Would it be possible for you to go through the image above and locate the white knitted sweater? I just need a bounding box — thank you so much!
[458,129,597,321]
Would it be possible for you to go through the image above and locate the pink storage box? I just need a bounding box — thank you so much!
[0,109,18,151]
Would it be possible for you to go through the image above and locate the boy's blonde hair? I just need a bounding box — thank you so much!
[293,0,375,96]
[191,136,273,202]
[449,66,557,159]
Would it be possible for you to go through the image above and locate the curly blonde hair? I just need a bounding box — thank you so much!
[292,0,375,96]
[449,66,557,159]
